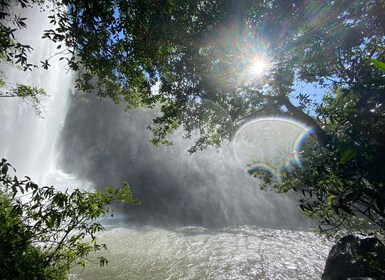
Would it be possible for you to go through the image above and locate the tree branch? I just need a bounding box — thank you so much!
[277,95,331,147]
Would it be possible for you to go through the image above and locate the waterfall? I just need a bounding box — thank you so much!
[0,6,331,279]
[0,2,311,228]
[0,4,72,186]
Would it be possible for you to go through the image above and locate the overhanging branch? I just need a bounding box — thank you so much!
[277,95,331,147]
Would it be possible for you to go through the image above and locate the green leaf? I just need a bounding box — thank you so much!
[327,195,336,204]
[340,149,356,164]
[369,59,385,72]
[363,77,385,85]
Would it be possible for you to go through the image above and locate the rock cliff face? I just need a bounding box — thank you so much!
[322,235,385,280]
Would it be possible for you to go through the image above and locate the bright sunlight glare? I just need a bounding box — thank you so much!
[249,57,268,76]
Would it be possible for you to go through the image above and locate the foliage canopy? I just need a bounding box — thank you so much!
[267,61,385,235]
[1,0,385,236]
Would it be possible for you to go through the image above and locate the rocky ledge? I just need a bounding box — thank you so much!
[322,235,385,280]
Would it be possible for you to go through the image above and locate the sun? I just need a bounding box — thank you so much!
[250,58,268,76]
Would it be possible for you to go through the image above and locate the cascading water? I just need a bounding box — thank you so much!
[1,4,332,279]
[0,4,75,187]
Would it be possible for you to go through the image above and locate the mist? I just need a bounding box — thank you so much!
[58,93,312,229]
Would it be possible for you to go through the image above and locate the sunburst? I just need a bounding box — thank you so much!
[249,57,268,76]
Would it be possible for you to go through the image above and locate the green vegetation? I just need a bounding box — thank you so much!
[0,0,47,116]
[39,0,385,154]
[43,0,384,236]
[287,60,385,235]
[1,0,385,276]
[257,62,385,234]
[0,74,48,117]
[0,159,140,279]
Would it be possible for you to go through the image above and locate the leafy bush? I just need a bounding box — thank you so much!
[0,158,140,279]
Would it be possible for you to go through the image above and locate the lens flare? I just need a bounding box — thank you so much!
[250,58,268,76]
[233,117,313,180]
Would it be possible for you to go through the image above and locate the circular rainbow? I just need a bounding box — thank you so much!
[233,117,313,180]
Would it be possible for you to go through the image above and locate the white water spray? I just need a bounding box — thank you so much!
[0,5,332,279]
[0,4,73,186]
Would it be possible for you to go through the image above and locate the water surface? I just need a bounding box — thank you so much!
[72,226,331,280]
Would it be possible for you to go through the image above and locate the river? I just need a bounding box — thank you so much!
[71,226,331,280]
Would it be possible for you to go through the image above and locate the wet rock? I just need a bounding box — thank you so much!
[322,235,385,280]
